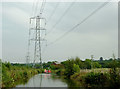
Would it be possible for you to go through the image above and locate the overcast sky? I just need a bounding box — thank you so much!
[1,1,118,63]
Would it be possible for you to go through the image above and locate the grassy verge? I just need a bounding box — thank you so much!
[70,68,120,88]
[53,68,120,88]
[2,62,44,88]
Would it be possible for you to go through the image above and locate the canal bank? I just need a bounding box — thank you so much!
[2,62,44,88]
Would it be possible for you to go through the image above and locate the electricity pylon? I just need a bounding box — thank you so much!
[26,14,46,68]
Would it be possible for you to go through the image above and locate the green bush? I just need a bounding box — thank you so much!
[70,73,80,79]
[4,62,11,70]
[73,64,80,73]
[64,59,74,78]
[84,72,108,87]
[2,62,40,88]
[23,71,28,78]
[109,68,120,88]
[56,69,61,75]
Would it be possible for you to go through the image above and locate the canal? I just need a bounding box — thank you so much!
[15,73,82,87]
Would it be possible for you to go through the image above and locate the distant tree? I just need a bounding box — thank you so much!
[73,64,80,73]
[118,58,120,61]
[93,62,101,68]
[84,59,91,69]
[4,62,11,70]
[74,57,83,68]
[64,59,74,78]
[118,59,120,68]
[50,65,56,70]
[100,57,103,61]
[109,59,118,69]
[109,58,113,61]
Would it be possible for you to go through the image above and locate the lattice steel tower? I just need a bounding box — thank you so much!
[26,14,46,67]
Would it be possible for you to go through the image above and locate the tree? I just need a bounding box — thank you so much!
[73,64,80,73]
[64,59,74,78]
[5,62,11,70]
[74,57,83,68]
[93,62,101,68]
[100,57,103,61]
[84,59,91,69]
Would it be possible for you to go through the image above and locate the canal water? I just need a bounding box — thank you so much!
[16,74,70,87]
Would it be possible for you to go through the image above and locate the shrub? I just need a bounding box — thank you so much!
[23,71,28,78]
[4,62,11,70]
[109,68,120,88]
[2,62,40,88]
[70,73,80,79]
[56,69,61,75]
[84,72,108,87]
[73,64,80,73]
[64,59,74,78]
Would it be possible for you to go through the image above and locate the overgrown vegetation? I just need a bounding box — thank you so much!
[2,61,44,88]
[84,72,108,87]
[1,56,120,88]
[50,57,120,88]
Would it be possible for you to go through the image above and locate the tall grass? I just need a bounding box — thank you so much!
[2,62,43,88]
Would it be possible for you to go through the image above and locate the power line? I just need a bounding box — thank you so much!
[47,2,60,23]
[34,0,39,16]
[34,0,46,16]
[39,0,46,15]
[48,1,110,46]
[42,2,60,39]
[46,2,75,35]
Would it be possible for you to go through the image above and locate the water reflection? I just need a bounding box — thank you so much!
[16,74,67,87]
[16,74,86,88]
